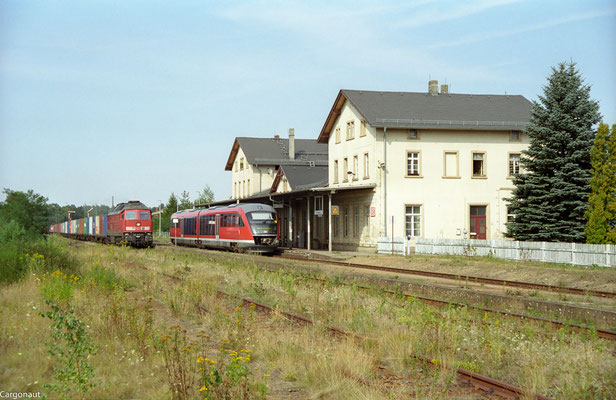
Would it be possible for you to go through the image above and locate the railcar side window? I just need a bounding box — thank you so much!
[220,213,244,227]
[125,211,137,220]
[140,211,150,219]
[182,217,197,235]
[200,215,216,236]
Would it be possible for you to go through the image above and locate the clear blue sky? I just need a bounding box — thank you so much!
[1,0,615,208]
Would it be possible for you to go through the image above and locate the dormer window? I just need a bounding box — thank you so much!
[409,129,418,140]
[510,131,521,141]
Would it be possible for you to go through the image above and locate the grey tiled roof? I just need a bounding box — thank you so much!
[238,137,327,164]
[343,89,531,130]
[281,165,328,191]
[225,137,327,170]
[318,89,532,142]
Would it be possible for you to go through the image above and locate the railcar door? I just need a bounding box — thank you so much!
[215,214,220,240]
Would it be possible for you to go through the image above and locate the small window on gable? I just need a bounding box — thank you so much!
[360,120,366,137]
[346,121,355,140]
[510,131,521,141]
[335,127,341,144]
[240,158,244,170]
[409,129,418,140]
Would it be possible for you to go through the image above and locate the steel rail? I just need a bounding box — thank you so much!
[153,243,616,341]
[277,254,616,299]
[135,263,552,399]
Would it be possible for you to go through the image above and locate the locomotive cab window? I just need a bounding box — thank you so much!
[125,211,137,220]
[139,211,150,219]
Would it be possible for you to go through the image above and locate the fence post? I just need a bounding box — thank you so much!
[540,241,545,262]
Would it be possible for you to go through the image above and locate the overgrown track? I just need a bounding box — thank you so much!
[134,263,552,400]
[156,243,616,341]
[277,254,616,299]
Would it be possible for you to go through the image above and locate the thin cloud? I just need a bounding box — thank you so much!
[428,7,616,48]
[393,0,522,28]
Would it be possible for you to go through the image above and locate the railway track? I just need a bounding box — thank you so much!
[277,254,616,299]
[154,242,616,341]
[134,263,552,400]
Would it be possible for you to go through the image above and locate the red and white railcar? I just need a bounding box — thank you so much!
[170,203,278,253]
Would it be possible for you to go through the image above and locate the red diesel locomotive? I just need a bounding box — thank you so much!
[170,203,278,253]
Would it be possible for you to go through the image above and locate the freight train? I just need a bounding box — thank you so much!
[48,201,154,248]
[170,203,278,253]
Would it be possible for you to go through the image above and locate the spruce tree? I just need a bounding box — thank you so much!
[586,123,616,243]
[507,62,601,242]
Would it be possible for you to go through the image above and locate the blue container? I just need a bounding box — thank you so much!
[102,215,107,237]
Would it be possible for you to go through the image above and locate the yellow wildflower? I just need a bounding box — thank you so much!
[199,386,207,392]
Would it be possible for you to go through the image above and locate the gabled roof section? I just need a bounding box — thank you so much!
[317,89,532,142]
[225,137,328,170]
[270,165,328,194]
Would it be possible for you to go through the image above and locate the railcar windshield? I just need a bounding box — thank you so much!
[247,211,277,234]
[140,211,150,219]
[125,211,137,220]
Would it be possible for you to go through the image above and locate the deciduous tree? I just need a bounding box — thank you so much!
[586,123,616,243]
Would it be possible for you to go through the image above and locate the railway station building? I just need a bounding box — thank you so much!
[213,81,532,252]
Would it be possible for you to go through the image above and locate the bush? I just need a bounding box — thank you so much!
[0,233,78,285]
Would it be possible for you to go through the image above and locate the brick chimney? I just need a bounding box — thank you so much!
[428,80,439,95]
[288,128,295,160]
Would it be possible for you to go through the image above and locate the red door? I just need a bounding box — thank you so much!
[470,206,487,239]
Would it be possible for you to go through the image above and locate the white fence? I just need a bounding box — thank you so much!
[407,238,615,267]
[377,237,412,256]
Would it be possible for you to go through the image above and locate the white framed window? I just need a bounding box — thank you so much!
[353,155,358,181]
[360,120,366,137]
[343,158,349,182]
[472,152,486,177]
[333,159,339,183]
[335,127,341,144]
[240,157,244,170]
[509,153,521,176]
[405,205,421,237]
[407,151,420,176]
[314,196,323,214]
[363,152,369,179]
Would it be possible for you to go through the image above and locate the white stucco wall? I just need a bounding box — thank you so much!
[377,128,529,240]
[231,147,277,199]
[325,100,529,241]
